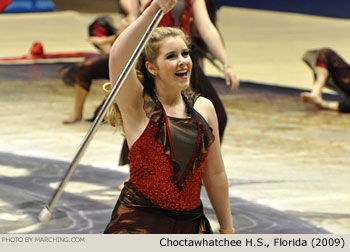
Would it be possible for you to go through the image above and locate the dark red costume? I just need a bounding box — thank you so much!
[145,0,193,36]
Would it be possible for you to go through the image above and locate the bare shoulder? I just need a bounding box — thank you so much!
[194,96,213,108]
[193,96,216,123]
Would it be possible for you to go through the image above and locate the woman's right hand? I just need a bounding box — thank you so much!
[151,0,177,14]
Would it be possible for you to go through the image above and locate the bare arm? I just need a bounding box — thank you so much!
[109,0,173,112]
[193,0,239,90]
[196,97,234,232]
[109,0,177,146]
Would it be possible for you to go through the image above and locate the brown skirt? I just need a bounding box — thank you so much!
[103,182,213,234]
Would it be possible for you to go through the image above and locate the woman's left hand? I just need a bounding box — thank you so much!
[224,66,239,91]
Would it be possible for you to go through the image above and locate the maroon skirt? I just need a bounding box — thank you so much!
[103,182,213,234]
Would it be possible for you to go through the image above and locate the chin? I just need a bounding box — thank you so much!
[180,82,190,90]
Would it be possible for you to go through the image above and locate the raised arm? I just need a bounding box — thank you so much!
[197,97,234,233]
[109,0,176,110]
[193,0,239,90]
[110,2,154,111]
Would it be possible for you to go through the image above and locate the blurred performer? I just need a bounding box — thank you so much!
[301,48,350,113]
[61,1,139,124]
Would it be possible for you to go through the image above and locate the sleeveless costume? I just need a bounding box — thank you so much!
[118,0,227,165]
[104,91,214,234]
[303,48,350,113]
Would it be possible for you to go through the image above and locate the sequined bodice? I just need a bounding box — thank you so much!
[128,91,214,211]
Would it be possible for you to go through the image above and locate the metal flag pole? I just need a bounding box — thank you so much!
[38,9,164,223]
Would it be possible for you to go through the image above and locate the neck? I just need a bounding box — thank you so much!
[155,87,186,117]
[155,80,182,104]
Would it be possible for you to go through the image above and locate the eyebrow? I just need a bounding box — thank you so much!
[164,48,189,56]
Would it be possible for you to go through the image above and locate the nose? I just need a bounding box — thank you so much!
[178,54,187,65]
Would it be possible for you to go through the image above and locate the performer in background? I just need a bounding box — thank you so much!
[103,0,234,234]
[61,1,139,124]
[301,48,350,113]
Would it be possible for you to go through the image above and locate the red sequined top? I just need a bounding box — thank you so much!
[144,0,194,37]
[128,92,214,211]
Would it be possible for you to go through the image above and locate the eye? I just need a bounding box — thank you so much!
[166,53,175,59]
[182,51,189,57]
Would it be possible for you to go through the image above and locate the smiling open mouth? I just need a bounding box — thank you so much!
[175,70,188,77]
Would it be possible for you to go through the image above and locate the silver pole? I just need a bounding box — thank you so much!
[38,9,164,223]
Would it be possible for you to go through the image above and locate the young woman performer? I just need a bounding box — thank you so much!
[118,0,239,165]
[103,0,234,234]
[301,48,350,113]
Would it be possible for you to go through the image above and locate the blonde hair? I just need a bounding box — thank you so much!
[102,82,123,131]
[104,27,190,129]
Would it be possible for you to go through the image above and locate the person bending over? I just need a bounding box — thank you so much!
[301,48,350,113]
